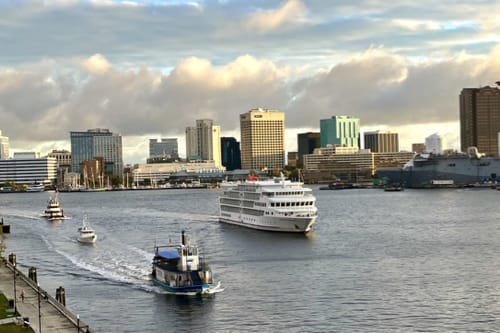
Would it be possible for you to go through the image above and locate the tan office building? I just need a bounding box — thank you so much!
[460,85,500,156]
[240,108,285,170]
[364,130,399,153]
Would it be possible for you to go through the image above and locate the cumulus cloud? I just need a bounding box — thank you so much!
[244,0,308,34]
[2,47,500,162]
[82,54,112,75]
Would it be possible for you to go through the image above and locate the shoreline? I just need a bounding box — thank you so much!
[0,257,94,333]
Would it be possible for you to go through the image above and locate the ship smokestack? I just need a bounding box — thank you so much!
[181,230,185,246]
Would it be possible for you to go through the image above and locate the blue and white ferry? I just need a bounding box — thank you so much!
[151,231,222,295]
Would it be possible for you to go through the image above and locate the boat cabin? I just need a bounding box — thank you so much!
[152,233,213,289]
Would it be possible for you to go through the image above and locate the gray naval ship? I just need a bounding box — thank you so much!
[376,147,500,188]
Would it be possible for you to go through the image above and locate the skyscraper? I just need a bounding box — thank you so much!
[149,138,178,159]
[185,119,221,167]
[320,116,360,148]
[70,128,123,177]
[221,137,241,171]
[297,132,320,167]
[0,130,9,160]
[460,85,500,156]
[185,126,198,160]
[240,108,285,170]
[364,131,399,153]
[425,133,445,155]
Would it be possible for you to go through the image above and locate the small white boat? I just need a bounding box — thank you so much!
[26,183,45,192]
[78,215,97,244]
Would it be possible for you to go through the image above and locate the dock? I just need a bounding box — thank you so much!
[0,257,94,332]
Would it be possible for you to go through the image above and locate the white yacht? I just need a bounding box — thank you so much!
[218,174,318,233]
[78,215,97,244]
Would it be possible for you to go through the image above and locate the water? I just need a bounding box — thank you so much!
[3,187,500,332]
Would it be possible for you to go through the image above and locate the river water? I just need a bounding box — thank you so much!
[2,187,500,332]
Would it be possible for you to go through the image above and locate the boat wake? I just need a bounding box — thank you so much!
[40,235,155,292]
[3,211,43,220]
[152,281,224,296]
[203,281,224,295]
[160,211,219,223]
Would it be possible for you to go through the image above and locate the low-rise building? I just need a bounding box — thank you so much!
[303,147,414,183]
[132,161,226,186]
[0,153,58,186]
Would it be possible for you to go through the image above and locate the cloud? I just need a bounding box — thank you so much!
[89,0,141,7]
[392,19,441,32]
[2,46,500,163]
[244,0,308,34]
[3,1,500,163]
[43,0,79,7]
[287,47,500,129]
[82,54,112,74]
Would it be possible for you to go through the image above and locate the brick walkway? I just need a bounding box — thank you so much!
[0,258,94,333]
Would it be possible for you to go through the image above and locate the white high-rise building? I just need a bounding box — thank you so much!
[0,130,9,160]
[425,133,445,155]
[185,119,221,167]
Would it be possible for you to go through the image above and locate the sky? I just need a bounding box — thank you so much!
[1,0,500,164]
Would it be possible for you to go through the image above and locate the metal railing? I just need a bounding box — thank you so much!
[4,259,95,333]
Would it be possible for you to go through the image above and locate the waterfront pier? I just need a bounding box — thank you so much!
[0,256,94,332]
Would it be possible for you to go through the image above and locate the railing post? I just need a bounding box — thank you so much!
[38,282,42,333]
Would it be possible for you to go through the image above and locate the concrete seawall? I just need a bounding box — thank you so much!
[0,257,94,333]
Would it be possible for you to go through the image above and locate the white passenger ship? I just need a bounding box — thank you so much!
[218,174,318,233]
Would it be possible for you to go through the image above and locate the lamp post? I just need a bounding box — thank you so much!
[38,282,42,333]
[13,261,16,314]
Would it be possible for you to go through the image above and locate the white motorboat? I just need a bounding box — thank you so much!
[78,215,97,244]
[218,173,318,232]
[26,183,45,192]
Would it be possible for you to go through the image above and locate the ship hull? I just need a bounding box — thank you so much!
[377,155,500,188]
[219,213,317,233]
[152,278,208,294]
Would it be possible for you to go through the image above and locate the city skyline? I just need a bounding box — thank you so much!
[2,0,500,164]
